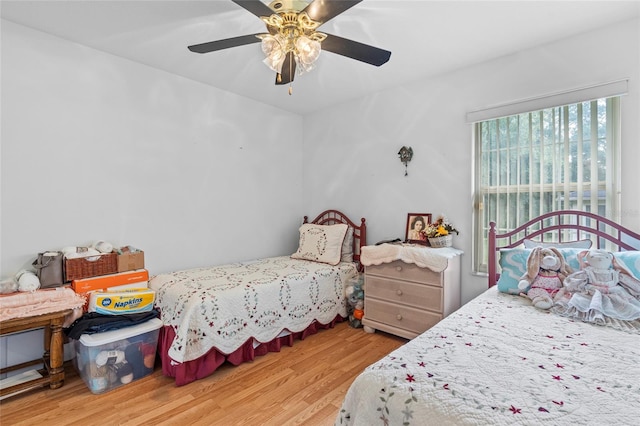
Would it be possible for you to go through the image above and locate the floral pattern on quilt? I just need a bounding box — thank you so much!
[150,256,355,362]
[336,287,640,426]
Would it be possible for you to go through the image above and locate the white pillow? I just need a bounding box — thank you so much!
[341,227,354,263]
[291,223,348,266]
[523,238,592,249]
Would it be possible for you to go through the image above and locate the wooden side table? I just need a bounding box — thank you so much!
[0,309,72,397]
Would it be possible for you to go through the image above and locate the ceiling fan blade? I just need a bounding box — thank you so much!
[276,52,296,85]
[302,0,362,24]
[321,34,391,66]
[188,34,261,54]
[231,0,274,18]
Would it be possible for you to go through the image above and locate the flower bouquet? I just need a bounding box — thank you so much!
[424,215,459,247]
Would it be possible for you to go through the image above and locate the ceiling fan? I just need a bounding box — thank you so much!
[188,0,391,91]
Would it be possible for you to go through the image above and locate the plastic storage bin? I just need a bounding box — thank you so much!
[73,317,162,394]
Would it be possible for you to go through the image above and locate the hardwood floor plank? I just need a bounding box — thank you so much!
[0,322,406,425]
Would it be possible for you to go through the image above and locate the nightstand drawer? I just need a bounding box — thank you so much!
[364,299,442,335]
[366,260,442,286]
[366,276,442,312]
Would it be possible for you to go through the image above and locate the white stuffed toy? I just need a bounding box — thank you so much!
[563,249,640,297]
[555,249,640,325]
[518,247,572,309]
[15,270,41,292]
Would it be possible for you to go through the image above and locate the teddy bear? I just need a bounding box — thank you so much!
[518,247,572,309]
[345,274,365,328]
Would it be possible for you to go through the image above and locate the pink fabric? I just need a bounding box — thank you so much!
[527,274,563,299]
[0,287,85,322]
[158,315,344,386]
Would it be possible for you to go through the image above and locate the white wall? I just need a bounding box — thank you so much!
[1,21,305,279]
[303,18,640,304]
[0,21,305,375]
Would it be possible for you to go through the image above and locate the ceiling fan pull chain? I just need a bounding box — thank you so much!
[288,51,293,95]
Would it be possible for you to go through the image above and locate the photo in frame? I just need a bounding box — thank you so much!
[405,213,432,245]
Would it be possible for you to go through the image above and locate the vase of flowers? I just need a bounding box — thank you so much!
[424,215,459,248]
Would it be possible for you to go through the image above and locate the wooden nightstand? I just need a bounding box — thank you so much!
[0,309,71,397]
[362,249,461,339]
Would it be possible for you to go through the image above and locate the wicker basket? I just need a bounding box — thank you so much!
[64,252,118,282]
[428,234,453,248]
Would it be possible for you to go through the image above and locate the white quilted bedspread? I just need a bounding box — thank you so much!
[336,286,640,426]
[149,256,355,362]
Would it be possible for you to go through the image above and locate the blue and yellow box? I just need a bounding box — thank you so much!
[88,288,155,315]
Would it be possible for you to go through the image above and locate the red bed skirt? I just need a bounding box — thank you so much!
[158,315,344,386]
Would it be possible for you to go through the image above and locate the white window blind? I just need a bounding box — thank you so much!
[471,89,623,274]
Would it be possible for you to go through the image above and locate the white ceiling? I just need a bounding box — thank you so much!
[2,0,639,115]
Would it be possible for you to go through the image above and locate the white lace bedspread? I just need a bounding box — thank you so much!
[336,286,640,426]
[361,244,463,272]
[149,256,355,362]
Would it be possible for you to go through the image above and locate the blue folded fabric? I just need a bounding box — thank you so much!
[64,309,159,340]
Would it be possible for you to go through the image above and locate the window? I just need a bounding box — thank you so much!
[472,96,621,273]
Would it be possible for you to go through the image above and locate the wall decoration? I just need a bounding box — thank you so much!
[398,146,413,176]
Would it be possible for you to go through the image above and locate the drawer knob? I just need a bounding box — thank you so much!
[396,266,402,272]
[396,289,403,296]
[396,314,403,321]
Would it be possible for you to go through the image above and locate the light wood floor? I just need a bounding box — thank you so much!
[0,322,406,425]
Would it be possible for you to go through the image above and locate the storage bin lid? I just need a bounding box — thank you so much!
[78,317,163,346]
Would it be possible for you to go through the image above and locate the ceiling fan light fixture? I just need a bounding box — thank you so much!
[294,35,321,73]
[260,34,287,73]
[257,11,325,78]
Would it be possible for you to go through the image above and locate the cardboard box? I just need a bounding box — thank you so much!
[71,269,149,294]
[73,318,162,394]
[116,249,144,273]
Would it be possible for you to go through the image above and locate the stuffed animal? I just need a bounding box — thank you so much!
[345,274,365,328]
[563,249,640,297]
[518,247,572,309]
[15,270,40,292]
[555,249,640,325]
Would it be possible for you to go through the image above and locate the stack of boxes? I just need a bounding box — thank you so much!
[68,246,162,394]
[70,247,149,314]
[72,269,151,313]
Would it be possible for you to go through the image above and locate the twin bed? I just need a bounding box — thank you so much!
[149,209,366,386]
[336,210,640,425]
